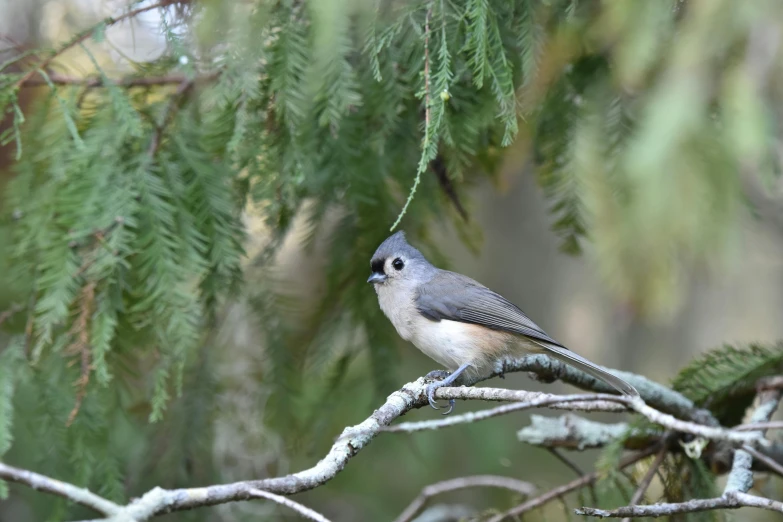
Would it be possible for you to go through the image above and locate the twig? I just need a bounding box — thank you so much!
[742,445,783,478]
[248,489,331,522]
[146,79,193,158]
[576,491,783,518]
[394,475,536,522]
[383,393,619,433]
[620,446,667,522]
[0,303,23,326]
[486,446,660,522]
[14,0,182,89]
[547,448,586,478]
[19,72,216,88]
[0,462,121,516]
[547,447,599,508]
[430,154,468,221]
[735,421,783,431]
[65,282,96,426]
[420,386,627,410]
[757,376,783,391]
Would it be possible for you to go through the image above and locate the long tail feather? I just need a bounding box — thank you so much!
[534,342,639,397]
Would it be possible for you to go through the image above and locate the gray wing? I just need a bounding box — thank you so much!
[415,271,565,347]
[415,270,639,397]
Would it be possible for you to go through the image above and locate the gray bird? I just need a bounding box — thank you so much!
[367,231,638,415]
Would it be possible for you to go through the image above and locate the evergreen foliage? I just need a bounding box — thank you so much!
[672,343,783,426]
[0,0,782,519]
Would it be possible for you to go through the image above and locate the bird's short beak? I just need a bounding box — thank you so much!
[367,273,387,284]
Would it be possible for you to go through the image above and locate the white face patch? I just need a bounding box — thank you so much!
[384,255,407,281]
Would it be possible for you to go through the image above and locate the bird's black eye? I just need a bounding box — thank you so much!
[392,258,404,271]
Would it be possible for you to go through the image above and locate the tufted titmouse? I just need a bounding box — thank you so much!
[367,231,638,415]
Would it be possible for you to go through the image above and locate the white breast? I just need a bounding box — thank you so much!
[374,283,510,371]
[407,317,494,370]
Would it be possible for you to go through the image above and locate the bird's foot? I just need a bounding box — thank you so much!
[425,369,451,381]
[425,380,456,415]
[423,363,470,415]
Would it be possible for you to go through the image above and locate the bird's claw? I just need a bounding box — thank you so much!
[424,366,468,415]
[425,381,457,415]
[426,381,441,410]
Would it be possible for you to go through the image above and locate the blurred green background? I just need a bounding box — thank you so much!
[2,0,783,520]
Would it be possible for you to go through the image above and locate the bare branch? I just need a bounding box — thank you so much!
[394,475,536,522]
[741,445,783,477]
[547,447,586,477]
[248,489,331,522]
[0,462,121,516]
[735,421,783,431]
[547,447,599,508]
[576,491,783,518]
[429,385,627,410]
[72,378,430,520]
[383,388,624,433]
[386,390,762,447]
[481,355,719,426]
[0,361,768,521]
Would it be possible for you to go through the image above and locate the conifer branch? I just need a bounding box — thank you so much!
[390,3,433,231]
[13,0,184,89]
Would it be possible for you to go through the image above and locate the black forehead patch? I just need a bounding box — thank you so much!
[371,258,385,274]
[370,230,429,274]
